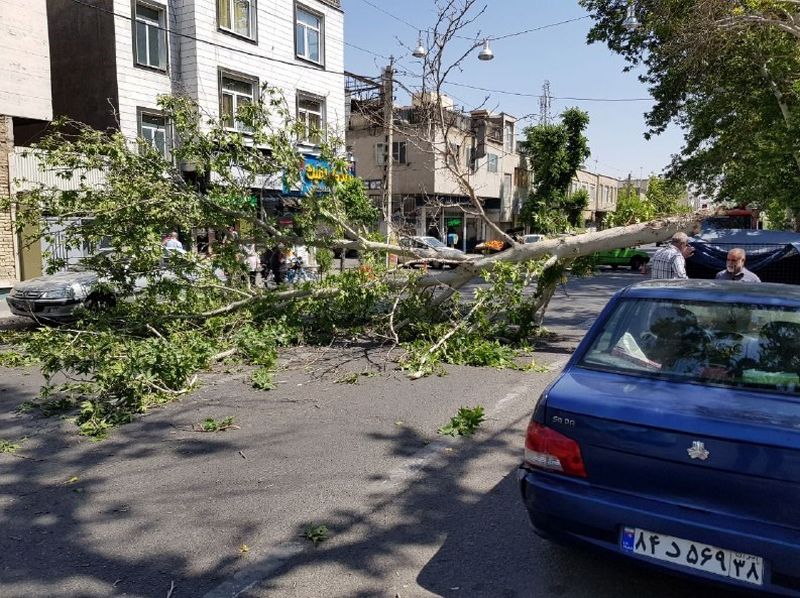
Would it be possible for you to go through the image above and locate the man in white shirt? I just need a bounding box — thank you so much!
[163,231,185,252]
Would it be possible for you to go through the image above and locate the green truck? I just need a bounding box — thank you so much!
[593,247,650,271]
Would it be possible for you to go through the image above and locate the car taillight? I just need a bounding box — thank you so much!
[524,421,587,478]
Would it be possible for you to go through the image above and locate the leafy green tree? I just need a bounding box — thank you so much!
[520,108,591,233]
[1,5,702,438]
[606,185,655,227]
[644,176,690,215]
[579,0,800,225]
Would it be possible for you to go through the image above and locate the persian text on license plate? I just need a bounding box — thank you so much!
[621,527,763,586]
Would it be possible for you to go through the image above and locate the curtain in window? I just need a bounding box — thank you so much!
[233,0,250,36]
[218,0,231,30]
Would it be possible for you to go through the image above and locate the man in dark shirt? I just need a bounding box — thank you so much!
[716,248,761,282]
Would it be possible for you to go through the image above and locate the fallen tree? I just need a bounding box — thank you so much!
[2,2,703,437]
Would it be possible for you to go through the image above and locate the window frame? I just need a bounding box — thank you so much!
[487,153,499,173]
[294,3,325,67]
[296,92,326,144]
[132,0,168,72]
[136,107,170,158]
[504,122,514,152]
[217,0,258,43]
[375,141,407,165]
[219,69,259,133]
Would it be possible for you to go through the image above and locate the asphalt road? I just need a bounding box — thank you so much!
[0,266,739,598]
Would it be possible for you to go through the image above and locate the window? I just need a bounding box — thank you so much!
[504,123,514,152]
[296,5,323,64]
[580,298,800,396]
[487,153,498,173]
[447,143,460,167]
[503,173,513,199]
[221,74,256,132]
[297,94,325,143]
[218,0,255,39]
[138,111,168,156]
[135,3,166,70]
[375,141,407,165]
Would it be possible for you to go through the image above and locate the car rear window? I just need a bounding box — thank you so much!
[579,298,800,396]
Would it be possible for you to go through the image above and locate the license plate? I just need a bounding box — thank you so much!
[621,527,764,586]
[10,299,31,311]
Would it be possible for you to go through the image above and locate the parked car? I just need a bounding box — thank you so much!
[6,250,199,322]
[398,236,465,269]
[519,279,800,595]
[6,267,114,322]
[521,234,545,244]
[593,247,650,271]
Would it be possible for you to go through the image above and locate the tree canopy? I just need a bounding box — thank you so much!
[520,108,591,233]
[1,4,702,439]
[579,0,800,225]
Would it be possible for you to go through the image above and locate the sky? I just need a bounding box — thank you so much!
[342,0,685,181]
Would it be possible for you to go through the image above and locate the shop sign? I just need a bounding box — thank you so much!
[285,156,355,195]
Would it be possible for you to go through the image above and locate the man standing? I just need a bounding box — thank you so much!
[163,231,185,252]
[650,232,694,280]
[716,248,761,282]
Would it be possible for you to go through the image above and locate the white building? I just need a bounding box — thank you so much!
[0,0,53,288]
[46,0,345,167]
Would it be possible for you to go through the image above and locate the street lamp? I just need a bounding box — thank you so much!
[412,32,428,58]
[477,39,495,61]
[623,1,640,31]
[410,35,495,61]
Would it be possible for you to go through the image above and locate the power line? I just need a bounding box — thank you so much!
[353,0,591,43]
[444,81,652,102]
[354,0,421,31]
[488,16,591,41]
[344,41,389,60]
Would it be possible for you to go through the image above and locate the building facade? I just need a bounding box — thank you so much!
[0,0,345,275]
[570,168,621,228]
[348,94,522,251]
[46,0,345,154]
[0,0,53,289]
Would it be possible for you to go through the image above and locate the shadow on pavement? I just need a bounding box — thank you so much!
[416,468,742,598]
[238,409,736,598]
[0,370,258,597]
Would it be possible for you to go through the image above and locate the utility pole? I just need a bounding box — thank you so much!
[539,80,552,126]
[381,58,395,247]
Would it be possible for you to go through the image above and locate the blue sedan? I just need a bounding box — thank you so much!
[519,279,800,595]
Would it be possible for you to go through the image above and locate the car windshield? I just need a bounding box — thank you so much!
[418,237,446,248]
[579,298,800,396]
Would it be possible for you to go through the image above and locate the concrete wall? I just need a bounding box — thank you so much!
[0,0,52,121]
[47,0,120,131]
[573,168,621,222]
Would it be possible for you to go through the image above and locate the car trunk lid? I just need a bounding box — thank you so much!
[545,368,800,530]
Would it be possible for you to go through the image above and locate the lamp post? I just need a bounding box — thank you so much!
[623,1,640,31]
[410,35,495,62]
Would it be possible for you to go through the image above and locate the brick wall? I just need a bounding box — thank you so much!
[0,115,18,288]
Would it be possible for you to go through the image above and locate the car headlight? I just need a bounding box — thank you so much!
[70,282,88,299]
[39,287,74,299]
